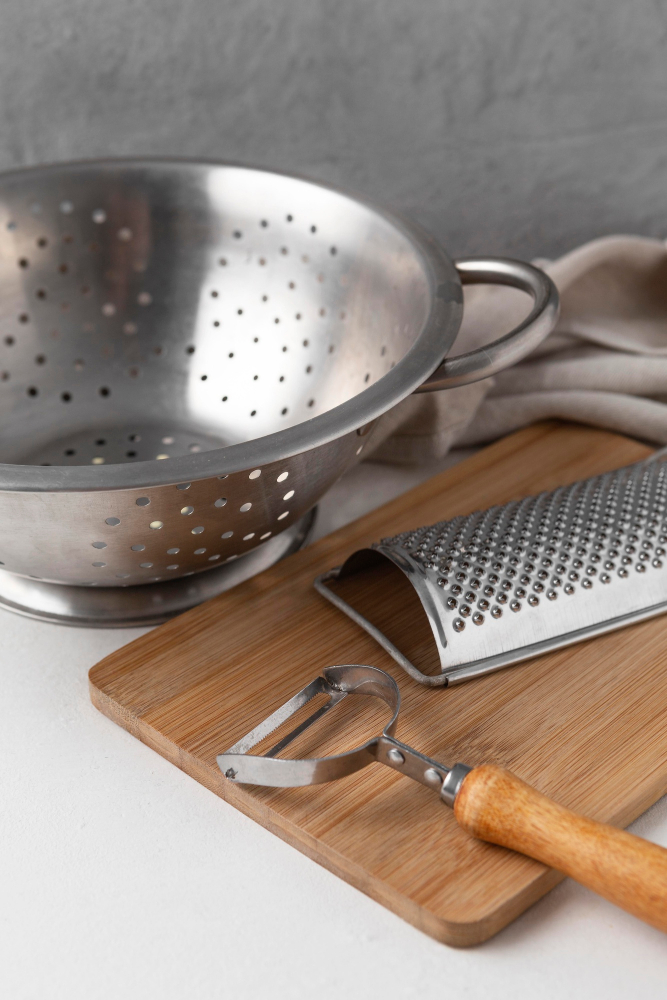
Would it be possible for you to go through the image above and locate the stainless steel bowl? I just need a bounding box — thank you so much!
[0,159,558,622]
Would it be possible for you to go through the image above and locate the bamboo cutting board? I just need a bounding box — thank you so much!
[89,422,667,946]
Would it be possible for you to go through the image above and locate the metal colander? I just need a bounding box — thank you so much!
[0,159,557,622]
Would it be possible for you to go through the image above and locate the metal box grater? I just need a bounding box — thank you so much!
[315,454,667,686]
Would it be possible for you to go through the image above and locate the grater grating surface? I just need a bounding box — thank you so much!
[315,454,667,685]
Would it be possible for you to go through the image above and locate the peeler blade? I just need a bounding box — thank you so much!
[217,664,400,788]
[224,676,331,756]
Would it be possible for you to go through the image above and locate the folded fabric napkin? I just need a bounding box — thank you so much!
[368,235,667,464]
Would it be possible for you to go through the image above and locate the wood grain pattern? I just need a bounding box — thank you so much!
[454,764,667,933]
[89,422,667,947]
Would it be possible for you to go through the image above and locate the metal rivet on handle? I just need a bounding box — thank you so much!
[423,768,443,789]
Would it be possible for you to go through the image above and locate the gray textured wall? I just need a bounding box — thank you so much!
[2,0,667,258]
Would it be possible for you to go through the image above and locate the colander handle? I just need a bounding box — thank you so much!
[415,257,559,392]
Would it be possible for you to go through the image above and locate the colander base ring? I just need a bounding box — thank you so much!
[0,508,315,627]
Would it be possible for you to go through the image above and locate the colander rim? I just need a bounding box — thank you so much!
[0,156,462,492]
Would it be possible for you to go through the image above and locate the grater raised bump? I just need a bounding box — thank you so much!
[315,453,667,686]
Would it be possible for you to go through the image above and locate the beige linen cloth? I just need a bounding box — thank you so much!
[368,235,667,464]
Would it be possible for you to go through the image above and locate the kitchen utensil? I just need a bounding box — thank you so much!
[316,450,667,685]
[218,662,667,934]
[90,423,667,946]
[0,158,557,623]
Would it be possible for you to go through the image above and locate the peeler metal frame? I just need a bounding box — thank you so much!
[217,664,470,804]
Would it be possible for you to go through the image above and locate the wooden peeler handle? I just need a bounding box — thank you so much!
[453,764,667,933]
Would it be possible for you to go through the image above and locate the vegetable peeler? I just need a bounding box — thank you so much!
[218,664,667,934]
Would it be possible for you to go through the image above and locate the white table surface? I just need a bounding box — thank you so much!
[2,455,667,1000]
